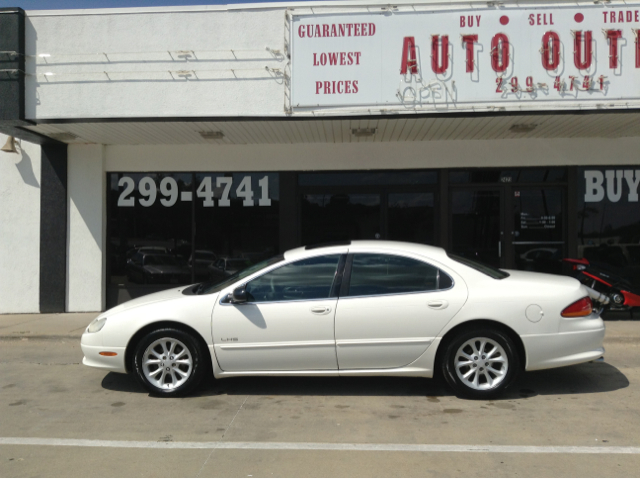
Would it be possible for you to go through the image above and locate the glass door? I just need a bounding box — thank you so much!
[511,187,565,274]
[450,188,504,268]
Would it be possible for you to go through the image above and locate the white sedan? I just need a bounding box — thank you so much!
[81,241,605,399]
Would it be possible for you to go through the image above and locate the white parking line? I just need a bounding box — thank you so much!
[1,437,639,454]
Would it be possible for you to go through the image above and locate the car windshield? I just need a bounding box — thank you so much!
[448,253,510,280]
[145,255,179,266]
[198,255,285,294]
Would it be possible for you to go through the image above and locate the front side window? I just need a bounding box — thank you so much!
[245,254,342,303]
[346,254,452,297]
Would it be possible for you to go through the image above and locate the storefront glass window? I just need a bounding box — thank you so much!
[577,167,640,286]
[107,172,279,306]
[299,171,437,186]
[450,168,566,184]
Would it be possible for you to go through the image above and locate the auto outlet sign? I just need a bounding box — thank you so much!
[290,4,640,112]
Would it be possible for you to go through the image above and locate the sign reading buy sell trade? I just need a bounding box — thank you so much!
[290,3,640,111]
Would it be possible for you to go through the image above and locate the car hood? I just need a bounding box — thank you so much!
[105,286,194,315]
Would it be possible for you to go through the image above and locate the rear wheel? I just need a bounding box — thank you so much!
[133,328,206,397]
[441,328,520,399]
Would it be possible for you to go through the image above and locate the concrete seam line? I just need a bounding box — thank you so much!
[1,438,640,454]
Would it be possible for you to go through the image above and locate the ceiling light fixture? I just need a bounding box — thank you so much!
[509,123,538,133]
[351,128,377,137]
[1,136,18,153]
[199,131,224,140]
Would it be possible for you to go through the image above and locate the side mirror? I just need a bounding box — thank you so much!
[231,286,248,304]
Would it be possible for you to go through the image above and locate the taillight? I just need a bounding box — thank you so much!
[561,297,593,317]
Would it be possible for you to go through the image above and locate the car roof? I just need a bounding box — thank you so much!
[284,240,449,262]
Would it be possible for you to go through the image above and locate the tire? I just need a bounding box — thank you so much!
[133,328,207,397]
[441,328,520,399]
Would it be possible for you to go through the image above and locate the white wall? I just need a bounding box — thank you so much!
[67,144,105,312]
[105,137,640,172]
[25,8,286,120]
[0,134,41,314]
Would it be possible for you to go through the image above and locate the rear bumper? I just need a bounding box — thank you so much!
[522,325,605,371]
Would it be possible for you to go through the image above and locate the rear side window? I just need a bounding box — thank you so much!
[245,254,342,303]
[447,253,509,280]
[346,254,453,297]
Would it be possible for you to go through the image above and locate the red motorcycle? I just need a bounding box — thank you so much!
[563,257,640,313]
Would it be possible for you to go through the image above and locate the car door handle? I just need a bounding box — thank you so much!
[428,300,449,310]
[310,306,331,315]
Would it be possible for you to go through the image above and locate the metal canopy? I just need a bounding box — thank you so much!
[23,112,640,145]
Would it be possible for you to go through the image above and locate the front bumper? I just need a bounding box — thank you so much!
[81,332,127,374]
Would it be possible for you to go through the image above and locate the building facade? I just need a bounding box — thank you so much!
[1,1,640,314]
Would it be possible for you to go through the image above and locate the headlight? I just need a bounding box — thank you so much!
[87,317,107,333]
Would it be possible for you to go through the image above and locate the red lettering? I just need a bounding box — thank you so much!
[636,11,639,22]
[574,31,593,69]
[610,11,616,23]
[314,25,321,37]
[476,15,481,26]
[323,24,329,37]
[400,36,418,74]
[330,25,337,37]
[337,81,344,94]
[627,11,633,22]
[431,35,449,74]
[320,53,327,65]
[328,52,338,65]
[361,23,368,36]
[496,77,504,93]
[315,81,322,94]
[537,14,541,25]
[529,14,535,25]
[636,32,640,68]
[542,31,560,70]
[462,34,478,73]
[603,12,608,23]
[313,53,318,66]
[332,81,336,94]
[323,81,330,94]
[345,81,351,94]
[353,80,359,93]
[550,13,554,25]
[340,52,346,65]
[298,25,305,38]
[354,24,361,36]
[491,33,510,73]
[460,16,466,27]
[468,16,474,27]
[606,30,623,68]
[339,24,345,36]
[369,23,376,36]
[347,52,353,65]
[354,52,362,65]
[619,11,624,22]
[347,24,353,36]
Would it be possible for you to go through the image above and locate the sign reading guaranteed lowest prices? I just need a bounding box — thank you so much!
[290,4,640,111]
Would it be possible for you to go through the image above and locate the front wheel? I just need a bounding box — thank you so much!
[441,328,520,399]
[133,328,206,397]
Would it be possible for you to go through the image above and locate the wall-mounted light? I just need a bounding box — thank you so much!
[199,131,224,140]
[509,124,538,133]
[1,136,19,154]
[351,128,377,138]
